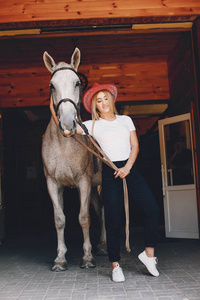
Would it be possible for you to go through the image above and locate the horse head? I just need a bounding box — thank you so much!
[43,48,81,135]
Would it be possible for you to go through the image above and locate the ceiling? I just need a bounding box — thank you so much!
[1,29,183,67]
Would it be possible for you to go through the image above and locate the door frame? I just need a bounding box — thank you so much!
[158,113,199,238]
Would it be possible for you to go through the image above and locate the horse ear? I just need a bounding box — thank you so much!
[43,51,56,73]
[71,48,81,71]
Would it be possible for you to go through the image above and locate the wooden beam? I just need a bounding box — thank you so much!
[0,0,199,29]
[0,25,192,40]
[0,29,41,37]
[132,22,193,30]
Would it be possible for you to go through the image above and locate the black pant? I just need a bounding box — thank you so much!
[102,160,160,263]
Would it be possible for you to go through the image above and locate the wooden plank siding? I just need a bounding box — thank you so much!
[0,61,169,108]
[192,18,200,215]
[0,31,176,108]
[0,0,199,109]
[0,0,200,29]
[167,32,196,116]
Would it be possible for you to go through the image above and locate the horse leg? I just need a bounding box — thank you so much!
[91,186,107,255]
[78,180,96,268]
[46,177,67,271]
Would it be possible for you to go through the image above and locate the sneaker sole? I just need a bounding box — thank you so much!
[112,279,125,283]
[138,254,159,277]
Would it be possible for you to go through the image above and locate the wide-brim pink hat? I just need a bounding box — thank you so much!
[82,83,118,114]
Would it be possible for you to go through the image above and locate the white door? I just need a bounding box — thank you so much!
[158,113,199,239]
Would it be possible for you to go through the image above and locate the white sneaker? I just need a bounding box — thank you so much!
[138,251,159,277]
[112,263,125,282]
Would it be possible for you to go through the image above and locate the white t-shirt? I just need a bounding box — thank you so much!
[83,115,136,162]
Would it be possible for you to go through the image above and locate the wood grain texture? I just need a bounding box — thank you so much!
[0,0,199,26]
[0,60,169,108]
[0,30,176,108]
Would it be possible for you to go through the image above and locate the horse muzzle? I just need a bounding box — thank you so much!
[58,120,77,136]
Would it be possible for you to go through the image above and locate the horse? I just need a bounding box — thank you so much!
[42,48,106,271]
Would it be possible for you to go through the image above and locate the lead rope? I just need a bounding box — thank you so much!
[74,119,131,253]
[49,92,131,252]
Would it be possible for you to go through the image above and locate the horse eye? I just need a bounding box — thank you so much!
[49,83,55,90]
[75,81,81,87]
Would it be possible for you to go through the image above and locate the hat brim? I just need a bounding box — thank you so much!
[82,84,118,114]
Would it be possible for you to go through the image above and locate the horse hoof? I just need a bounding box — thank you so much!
[80,258,96,269]
[51,262,67,272]
[96,248,108,256]
[96,244,108,256]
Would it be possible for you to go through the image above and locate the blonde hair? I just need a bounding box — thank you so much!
[91,90,117,120]
[90,90,117,134]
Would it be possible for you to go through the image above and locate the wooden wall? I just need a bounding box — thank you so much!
[0,114,5,240]
[194,18,200,110]
[0,0,200,29]
[168,30,200,214]
[192,18,200,215]
[167,32,196,116]
[0,0,199,110]
[0,61,169,108]
[0,32,175,109]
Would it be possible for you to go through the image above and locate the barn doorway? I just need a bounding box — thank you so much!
[0,27,199,241]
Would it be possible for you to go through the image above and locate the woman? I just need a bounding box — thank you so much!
[51,83,160,282]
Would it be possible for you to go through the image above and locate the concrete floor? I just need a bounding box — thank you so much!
[0,227,200,300]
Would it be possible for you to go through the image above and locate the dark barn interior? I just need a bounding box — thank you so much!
[1,27,199,237]
[1,3,200,299]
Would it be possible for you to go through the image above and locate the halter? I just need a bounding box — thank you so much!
[48,67,82,118]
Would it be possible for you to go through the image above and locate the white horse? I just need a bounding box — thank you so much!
[42,48,106,271]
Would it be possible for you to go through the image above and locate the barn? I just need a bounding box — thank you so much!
[0,2,200,297]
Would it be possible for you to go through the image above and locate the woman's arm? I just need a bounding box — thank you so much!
[125,130,139,170]
[114,130,139,179]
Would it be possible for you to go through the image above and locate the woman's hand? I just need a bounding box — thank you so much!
[114,130,139,179]
[114,166,130,179]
